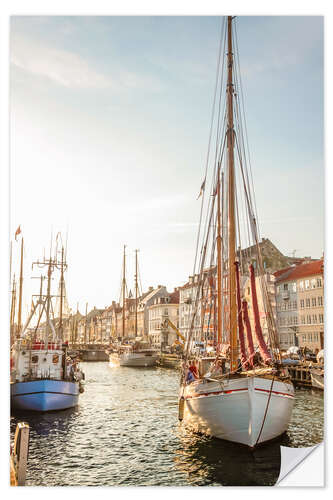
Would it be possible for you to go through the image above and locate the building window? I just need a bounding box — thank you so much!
[283,283,288,291]
[317,278,322,288]
[302,334,306,342]
[319,314,324,324]
[299,281,304,291]
[305,280,310,290]
[292,282,297,292]
[311,279,316,289]
[313,315,317,324]
[318,296,323,306]
[314,333,318,341]
[307,315,312,324]
[306,298,310,308]
[308,333,313,342]
[312,297,317,307]
[300,299,305,309]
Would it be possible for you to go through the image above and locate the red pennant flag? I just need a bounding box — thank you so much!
[15,225,22,241]
[197,180,206,200]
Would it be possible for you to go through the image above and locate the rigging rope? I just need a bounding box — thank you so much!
[254,375,275,447]
[193,17,226,275]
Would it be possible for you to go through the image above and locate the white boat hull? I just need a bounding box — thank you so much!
[310,368,324,390]
[109,352,159,367]
[182,375,294,447]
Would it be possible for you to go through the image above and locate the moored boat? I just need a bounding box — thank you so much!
[179,16,294,447]
[310,350,324,390]
[110,342,159,367]
[10,239,84,412]
[10,340,83,411]
[109,246,159,366]
[310,367,324,390]
[182,368,294,447]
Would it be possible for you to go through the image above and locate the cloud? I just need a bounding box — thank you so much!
[11,33,165,93]
[11,34,113,89]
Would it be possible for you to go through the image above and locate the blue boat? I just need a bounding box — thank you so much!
[10,242,84,413]
[11,379,80,412]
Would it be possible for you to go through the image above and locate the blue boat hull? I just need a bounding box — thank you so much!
[11,379,80,412]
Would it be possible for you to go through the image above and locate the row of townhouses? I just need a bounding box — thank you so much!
[274,260,324,351]
[38,238,323,353]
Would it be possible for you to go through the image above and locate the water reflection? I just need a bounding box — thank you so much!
[11,407,79,437]
[10,363,323,486]
[174,427,281,486]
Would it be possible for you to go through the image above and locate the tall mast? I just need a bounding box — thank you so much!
[84,302,88,344]
[10,241,12,287]
[134,249,139,337]
[17,238,24,336]
[10,275,17,341]
[122,245,126,338]
[216,163,222,347]
[45,258,52,347]
[58,246,65,340]
[227,16,238,372]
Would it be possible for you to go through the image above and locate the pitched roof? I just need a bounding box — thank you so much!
[139,286,166,305]
[169,290,180,304]
[274,259,324,283]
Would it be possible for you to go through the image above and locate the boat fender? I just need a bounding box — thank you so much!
[178,396,185,421]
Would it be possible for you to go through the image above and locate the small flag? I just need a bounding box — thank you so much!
[197,180,206,200]
[15,225,21,241]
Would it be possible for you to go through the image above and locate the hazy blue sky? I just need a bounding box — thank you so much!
[10,16,324,314]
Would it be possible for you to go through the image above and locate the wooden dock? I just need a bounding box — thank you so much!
[284,363,316,388]
[10,423,29,486]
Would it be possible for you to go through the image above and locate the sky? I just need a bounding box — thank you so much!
[9,15,324,316]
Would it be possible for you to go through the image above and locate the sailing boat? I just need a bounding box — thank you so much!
[109,247,159,367]
[179,17,294,447]
[10,239,85,412]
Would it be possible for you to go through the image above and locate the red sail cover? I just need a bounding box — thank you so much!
[234,262,248,369]
[242,299,255,368]
[249,264,272,364]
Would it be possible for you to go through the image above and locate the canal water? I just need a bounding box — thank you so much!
[10,362,324,486]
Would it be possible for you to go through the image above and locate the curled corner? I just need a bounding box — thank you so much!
[277,442,324,486]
